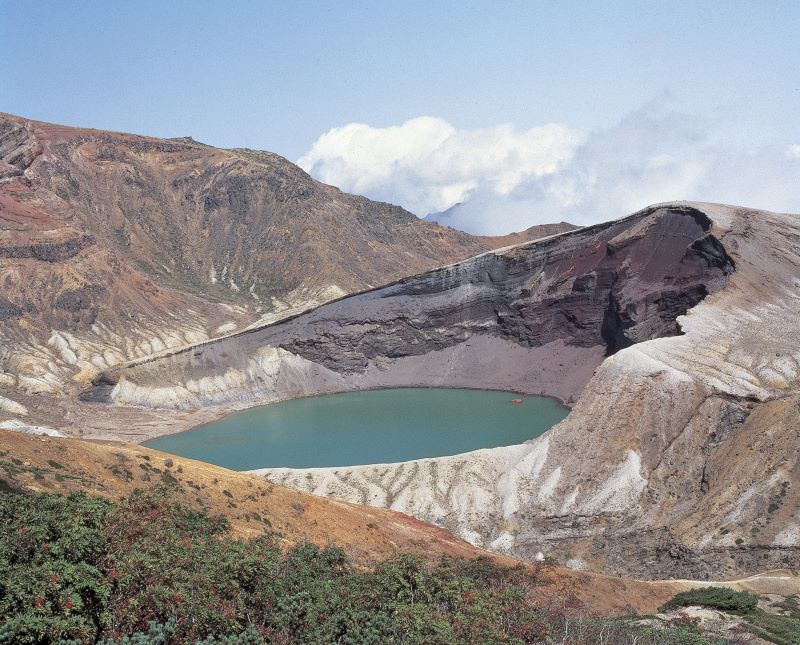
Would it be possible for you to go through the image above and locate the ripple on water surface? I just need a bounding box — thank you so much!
[143,388,569,470]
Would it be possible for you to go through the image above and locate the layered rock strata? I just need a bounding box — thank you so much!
[93,204,732,408]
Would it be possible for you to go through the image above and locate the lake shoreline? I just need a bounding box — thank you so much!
[143,384,573,445]
[144,388,570,471]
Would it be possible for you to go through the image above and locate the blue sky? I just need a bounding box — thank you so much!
[3,1,799,232]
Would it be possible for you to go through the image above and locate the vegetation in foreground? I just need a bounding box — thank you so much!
[0,487,783,644]
[658,588,800,645]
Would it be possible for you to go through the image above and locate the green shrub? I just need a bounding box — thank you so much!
[0,492,112,644]
[0,487,750,644]
[660,586,759,612]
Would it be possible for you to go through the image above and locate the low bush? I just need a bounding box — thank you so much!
[0,487,749,644]
[660,586,759,613]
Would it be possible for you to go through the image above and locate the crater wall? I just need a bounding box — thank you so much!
[78,202,800,580]
[94,204,732,411]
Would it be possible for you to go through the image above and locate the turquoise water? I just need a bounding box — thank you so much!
[144,388,569,470]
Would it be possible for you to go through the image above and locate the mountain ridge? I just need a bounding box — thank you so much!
[1,112,796,589]
[0,112,567,401]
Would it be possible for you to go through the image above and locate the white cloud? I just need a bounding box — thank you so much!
[298,116,584,216]
[299,105,800,235]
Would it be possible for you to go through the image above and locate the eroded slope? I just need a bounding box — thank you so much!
[95,204,731,409]
[85,202,800,580]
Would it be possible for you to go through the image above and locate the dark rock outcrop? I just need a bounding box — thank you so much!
[0,233,95,262]
[278,205,733,373]
[0,298,22,321]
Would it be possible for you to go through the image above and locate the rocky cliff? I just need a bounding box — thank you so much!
[93,203,731,408]
[79,201,799,579]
